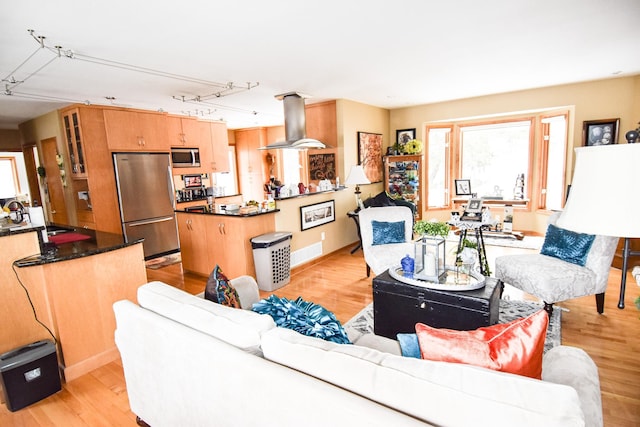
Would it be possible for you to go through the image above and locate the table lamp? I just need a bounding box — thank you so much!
[556,143,640,308]
[344,165,371,210]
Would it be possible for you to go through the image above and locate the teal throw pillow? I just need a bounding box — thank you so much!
[540,223,595,267]
[397,333,421,358]
[252,295,351,344]
[371,220,405,245]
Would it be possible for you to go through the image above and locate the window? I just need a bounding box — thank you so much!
[539,115,567,211]
[0,154,24,199]
[426,127,451,207]
[213,146,238,196]
[460,120,531,199]
[426,111,568,211]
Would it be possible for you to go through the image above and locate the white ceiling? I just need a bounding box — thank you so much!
[2,0,639,130]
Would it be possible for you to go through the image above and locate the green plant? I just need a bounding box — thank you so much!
[413,220,450,237]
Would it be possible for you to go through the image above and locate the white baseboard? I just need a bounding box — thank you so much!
[291,242,323,268]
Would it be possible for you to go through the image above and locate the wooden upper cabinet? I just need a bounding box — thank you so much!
[61,108,87,178]
[235,127,267,201]
[209,121,230,173]
[104,109,169,151]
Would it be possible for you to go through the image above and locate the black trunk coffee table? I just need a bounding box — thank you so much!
[372,269,503,339]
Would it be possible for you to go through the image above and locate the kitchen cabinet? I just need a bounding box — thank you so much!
[103,109,169,151]
[59,105,122,234]
[177,211,276,278]
[177,212,211,275]
[208,121,230,173]
[384,155,422,219]
[62,108,87,177]
[235,127,268,202]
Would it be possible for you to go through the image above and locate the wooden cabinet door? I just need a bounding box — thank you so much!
[167,115,187,146]
[209,122,230,173]
[176,212,210,275]
[208,216,244,278]
[62,109,87,177]
[235,128,267,201]
[41,137,69,225]
[104,110,168,151]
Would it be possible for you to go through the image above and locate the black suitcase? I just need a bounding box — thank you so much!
[373,270,502,339]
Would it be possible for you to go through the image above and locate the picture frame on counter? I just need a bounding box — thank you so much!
[300,200,335,231]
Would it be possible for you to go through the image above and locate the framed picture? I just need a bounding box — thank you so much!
[461,198,483,222]
[396,128,416,145]
[455,179,472,196]
[300,200,336,231]
[308,151,337,183]
[582,118,620,146]
[357,131,383,183]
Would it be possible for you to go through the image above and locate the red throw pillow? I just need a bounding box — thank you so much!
[415,309,548,379]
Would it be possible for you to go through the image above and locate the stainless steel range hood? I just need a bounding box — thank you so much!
[261,92,326,150]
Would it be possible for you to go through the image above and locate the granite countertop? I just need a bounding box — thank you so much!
[175,208,280,217]
[0,222,45,238]
[13,224,143,267]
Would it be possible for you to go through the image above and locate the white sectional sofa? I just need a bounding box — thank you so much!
[114,281,603,427]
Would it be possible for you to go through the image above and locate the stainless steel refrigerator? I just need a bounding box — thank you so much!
[113,152,179,260]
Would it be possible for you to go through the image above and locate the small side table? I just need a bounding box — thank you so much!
[449,219,497,276]
[347,210,362,254]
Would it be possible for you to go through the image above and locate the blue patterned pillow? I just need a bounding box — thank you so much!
[371,220,405,245]
[204,265,241,308]
[540,223,595,267]
[252,295,351,344]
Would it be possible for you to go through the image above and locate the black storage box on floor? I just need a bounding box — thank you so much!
[373,270,502,339]
[0,340,61,412]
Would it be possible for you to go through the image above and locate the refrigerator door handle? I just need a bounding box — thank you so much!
[167,166,176,209]
[128,217,175,227]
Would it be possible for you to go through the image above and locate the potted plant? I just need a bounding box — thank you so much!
[413,220,450,237]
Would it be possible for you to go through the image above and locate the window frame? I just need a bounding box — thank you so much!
[424,109,569,214]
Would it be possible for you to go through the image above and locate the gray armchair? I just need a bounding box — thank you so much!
[495,213,618,315]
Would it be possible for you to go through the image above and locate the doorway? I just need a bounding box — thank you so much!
[41,137,69,225]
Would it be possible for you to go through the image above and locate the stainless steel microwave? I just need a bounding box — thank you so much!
[171,147,200,168]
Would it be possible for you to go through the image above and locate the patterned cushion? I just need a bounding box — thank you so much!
[371,220,405,245]
[415,309,549,379]
[204,265,241,308]
[540,223,595,266]
[252,295,350,344]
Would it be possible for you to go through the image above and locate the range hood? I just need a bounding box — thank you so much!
[261,92,326,149]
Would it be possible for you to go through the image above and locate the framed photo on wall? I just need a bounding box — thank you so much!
[357,131,383,183]
[582,118,620,146]
[396,128,416,145]
[300,200,335,231]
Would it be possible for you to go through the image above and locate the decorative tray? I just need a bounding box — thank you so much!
[388,265,485,291]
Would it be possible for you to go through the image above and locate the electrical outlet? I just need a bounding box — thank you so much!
[78,191,89,200]
[321,232,325,240]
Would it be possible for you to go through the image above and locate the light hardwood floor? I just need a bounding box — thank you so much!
[1,245,639,426]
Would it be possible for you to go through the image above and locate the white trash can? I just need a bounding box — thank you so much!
[250,232,292,291]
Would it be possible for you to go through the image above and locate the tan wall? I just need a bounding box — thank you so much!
[389,75,640,233]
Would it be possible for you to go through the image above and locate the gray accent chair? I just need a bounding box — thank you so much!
[495,212,618,316]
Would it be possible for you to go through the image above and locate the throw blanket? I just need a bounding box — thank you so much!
[252,295,350,344]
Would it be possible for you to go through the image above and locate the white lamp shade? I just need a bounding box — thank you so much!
[344,165,371,186]
[556,143,640,237]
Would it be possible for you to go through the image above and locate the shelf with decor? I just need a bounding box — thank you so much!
[383,155,422,219]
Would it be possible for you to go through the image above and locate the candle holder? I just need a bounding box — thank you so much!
[413,235,447,283]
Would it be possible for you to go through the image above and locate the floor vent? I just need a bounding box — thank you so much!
[291,242,323,267]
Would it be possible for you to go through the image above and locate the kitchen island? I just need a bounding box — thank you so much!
[2,224,147,382]
[175,208,278,278]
